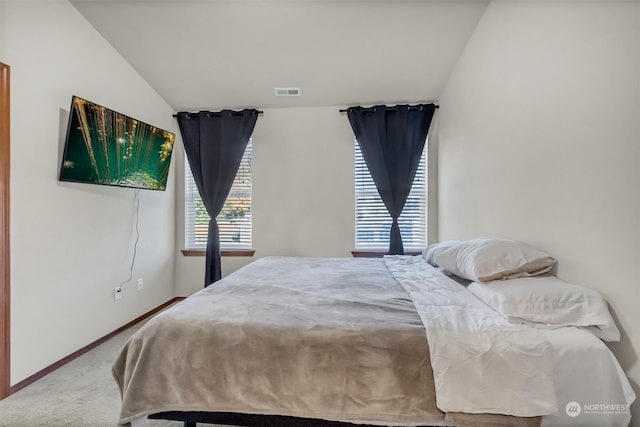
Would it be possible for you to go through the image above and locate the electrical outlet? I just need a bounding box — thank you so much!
[137,278,144,291]
[114,286,122,301]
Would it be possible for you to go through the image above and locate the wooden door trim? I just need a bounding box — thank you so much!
[0,62,10,399]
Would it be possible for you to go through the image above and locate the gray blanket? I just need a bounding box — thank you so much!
[113,257,540,427]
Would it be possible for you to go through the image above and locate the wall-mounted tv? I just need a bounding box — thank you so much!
[59,96,175,191]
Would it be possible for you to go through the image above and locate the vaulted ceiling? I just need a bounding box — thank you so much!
[70,0,489,111]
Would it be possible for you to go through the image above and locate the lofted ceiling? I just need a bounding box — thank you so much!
[69,0,489,112]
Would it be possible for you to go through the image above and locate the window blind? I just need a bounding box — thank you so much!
[354,139,426,250]
[185,139,252,249]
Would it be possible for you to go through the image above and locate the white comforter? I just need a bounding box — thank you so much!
[385,255,557,416]
[384,255,635,426]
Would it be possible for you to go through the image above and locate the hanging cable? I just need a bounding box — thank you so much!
[118,189,141,288]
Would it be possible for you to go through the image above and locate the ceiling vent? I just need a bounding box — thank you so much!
[274,87,301,97]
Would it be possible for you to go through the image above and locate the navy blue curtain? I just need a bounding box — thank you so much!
[177,110,258,286]
[347,104,436,255]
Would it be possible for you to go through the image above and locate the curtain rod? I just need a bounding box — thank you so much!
[339,104,439,113]
[172,110,263,118]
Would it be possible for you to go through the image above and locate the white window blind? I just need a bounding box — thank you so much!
[354,139,426,250]
[185,139,252,249]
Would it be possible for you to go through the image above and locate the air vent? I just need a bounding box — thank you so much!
[274,88,301,97]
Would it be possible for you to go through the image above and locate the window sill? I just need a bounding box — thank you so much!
[181,249,255,257]
[351,250,423,258]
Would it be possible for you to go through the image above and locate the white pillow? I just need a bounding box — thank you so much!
[468,276,620,341]
[422,240,460,266]
[434,238,556,282]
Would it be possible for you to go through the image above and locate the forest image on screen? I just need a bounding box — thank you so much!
[60,97,175,190]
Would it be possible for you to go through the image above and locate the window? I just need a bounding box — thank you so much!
[185,140,252,249]
[354,139,426,250]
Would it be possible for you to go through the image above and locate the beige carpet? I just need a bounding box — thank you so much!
[0,314,193,427]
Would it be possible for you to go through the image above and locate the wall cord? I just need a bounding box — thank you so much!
[118,189,140,288]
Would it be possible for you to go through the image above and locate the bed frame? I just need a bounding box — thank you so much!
[148,411,442,427]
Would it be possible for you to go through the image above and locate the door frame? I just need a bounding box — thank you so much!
[0,62,11,399]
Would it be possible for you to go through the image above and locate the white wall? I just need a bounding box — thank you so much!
[437,0,640,422]
[175,106,356,296]
[3,1,177,384]
[0,1,5,60]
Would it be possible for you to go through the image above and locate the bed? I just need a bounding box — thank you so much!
[113,243,635,427]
